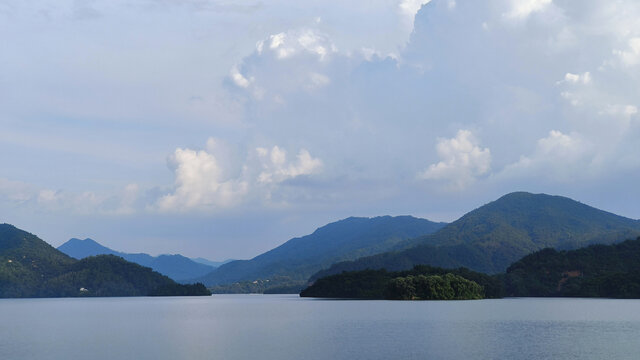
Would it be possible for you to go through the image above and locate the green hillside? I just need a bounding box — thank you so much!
[196,216,446,292]
[311,192,640,278]
[505,237,640,298]
[0,224,209,298]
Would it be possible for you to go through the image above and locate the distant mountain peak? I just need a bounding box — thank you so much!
[311,192,640,278]
[57,237,216,282]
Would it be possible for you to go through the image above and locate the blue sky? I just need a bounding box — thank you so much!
[2,0,640,260]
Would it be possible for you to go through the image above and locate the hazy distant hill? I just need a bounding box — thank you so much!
[311,192,640,278]
[195,216,447,292]
[0,224,209,298]
[192,257,234,268]
[58,238,216,282]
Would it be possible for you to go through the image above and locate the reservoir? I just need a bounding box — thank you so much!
[1,295,639,360]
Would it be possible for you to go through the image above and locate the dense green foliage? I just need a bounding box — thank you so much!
[209,276,305,294]
[311,192,640,278]
[304,237,640,300]
[300,265,502,299]
[505,237,640,298]
[58,238,215,282]
[196,216,446,292]
[386,273,483,300]
[149,282,211,296]
[0,224,210,298]
[38,255,179,297]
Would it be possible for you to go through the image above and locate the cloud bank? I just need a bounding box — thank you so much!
[3,0,640,257]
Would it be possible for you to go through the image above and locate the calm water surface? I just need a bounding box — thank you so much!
[1,295,639,360]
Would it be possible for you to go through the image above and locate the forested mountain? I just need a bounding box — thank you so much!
[58,238,216,282]
[301,237,640,300]
[0,224,209,298]
[311,192,640,278]
[504,237,640,298]
[195,216,447,292]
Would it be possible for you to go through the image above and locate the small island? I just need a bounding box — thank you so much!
[300,265,501,300]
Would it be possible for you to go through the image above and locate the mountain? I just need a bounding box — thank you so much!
[504,237,640,298]
[58,238,119,258]
[195,216,447,292]
[58,238,216,282]
[0,224,209,298]
[311,192,640,278]
[192,257,235,268]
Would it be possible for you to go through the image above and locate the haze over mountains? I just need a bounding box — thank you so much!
[194,216,447,291]
[57,238,227,282]
[311,192,640,279]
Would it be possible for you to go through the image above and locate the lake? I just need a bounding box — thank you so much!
[1,295,639,360]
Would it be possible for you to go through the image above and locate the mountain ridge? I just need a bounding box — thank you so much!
[57,238,219,282]
[0,224,209,298]
[310,192,640,278]
[195,215,447,291]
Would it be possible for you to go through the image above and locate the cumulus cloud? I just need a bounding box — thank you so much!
[156,146,248,212]
[560,72,591,85]
[220,0,640,198]
[419,130,491,190]
[503,0,552,20]
[499,130,596,182]
[614,37,640,67]
[229,28,339,102]
[230,65,251,88]
[156,139,324,212]
[256,146,323,184]
[8,0,640,241]
[399,0,432,29]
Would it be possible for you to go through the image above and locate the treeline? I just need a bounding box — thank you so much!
[0,254,212,298]
[387,273,483,300]
[149,283,210,296]
[209,276,305,294]
[505,237,640,298]
[302,237,640,300]
[300,265,501,300]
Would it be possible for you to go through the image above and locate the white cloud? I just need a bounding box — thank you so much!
[156,146,248,212]
[600,104,638,117]
[561,72,591,85]
[499,130,595,182]
[256,29,337,62]
[504,0,552,20]
[156,140,323,212]
[230,65,251,88]
[229,28,340,101]
[614,37,640,66]
[256,146,323,184]
[399,0,432,28]
[419,130,491,190]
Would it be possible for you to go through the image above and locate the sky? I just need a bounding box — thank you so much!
[1,0,640,260]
